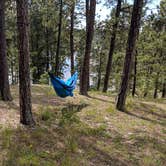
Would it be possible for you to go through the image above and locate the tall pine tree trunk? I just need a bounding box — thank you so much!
[0,0,12,101]
[132,49,137,97]
[80,0,96,95]
[70,2,75,75]
[45,27,49,71]
[11,57,14,85]
[16,0,35,125]
[97,53,102,90]
[162,79,166,98]
[45,3,49,72]
[55,0,63,76]
[116,0,143,111]
[86,0,90,91]
[153,72,159,99]
[103,0,121,92]
[143,66,152,97]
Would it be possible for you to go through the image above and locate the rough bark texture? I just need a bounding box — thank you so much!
[132,49,137,97]
[153,72,159,99]
[103,0,121,93]
[162,80,166,98]
[16,0,35,125]
[116,0,143,111]
[45,4,49,72]
[0,0,12,101]
[70,2,75,75]
[143,66,152,97]
[45,27,49,71]
[86,0,90,90]
[97,53,102,90]
[55,0,63,76]
[80,0,96,95]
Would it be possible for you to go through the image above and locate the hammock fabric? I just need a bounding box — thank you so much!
[48,72,78,98]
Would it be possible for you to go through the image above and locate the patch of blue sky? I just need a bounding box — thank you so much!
[96,0,161,21]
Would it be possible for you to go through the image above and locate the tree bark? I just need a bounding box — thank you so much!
[153,72,159,99]
[132,49,137,97]
[162,79,166,98]
[11,57,14,85]
[16,0,35,125]
[97,53,102,90]
[86,0,90,91]
[45,3,49,72]
[143,70,149,97]
[45,27,49,71]
[116,0,143,111]
[80,0,96,95]
[55,0,63,76]
[143,66,153,97]
[0,0,12,101]
[103,0,121,92]
[70,2,75,75]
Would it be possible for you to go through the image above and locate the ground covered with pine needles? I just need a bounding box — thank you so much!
[0,85,166,166]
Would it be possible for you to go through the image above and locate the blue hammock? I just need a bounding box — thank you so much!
[49,72,78,98]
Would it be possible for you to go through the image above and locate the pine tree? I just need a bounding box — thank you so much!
[16,0,35,125]
[70,1,75,75]
[116,0,144,111]
[103,0,122,92]
[0,0,12,101]
[55,0,63,76]
[80,0,96,95]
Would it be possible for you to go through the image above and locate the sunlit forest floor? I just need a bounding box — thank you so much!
[0,85,165,166]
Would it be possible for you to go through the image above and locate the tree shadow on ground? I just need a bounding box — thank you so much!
[124,110,165,126]
[139,102,166,118]
[1,102,165,166]
[124,102,166,126]
[88,95,115,104]
[0,101,19,111]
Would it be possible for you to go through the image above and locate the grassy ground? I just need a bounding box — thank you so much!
[0,85,165,166]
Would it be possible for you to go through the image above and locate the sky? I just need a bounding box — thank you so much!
[96,0,161,21]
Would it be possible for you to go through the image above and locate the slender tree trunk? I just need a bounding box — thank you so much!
[86,0,90,90]
[143,75,149,97]
[11,58,14,85]
[55,0,63,76]
[70,2,75,75]
[132,49,137,97]
[162,79,166,98]
[116,0,143,111]
[16,0,35,125]
[35,23,40,82]
[0,0,12,101]
[103,0,121,92]
[143,66,152,97]
[80,0,96,95]
[45,3,49,72]
[97,53,102,90]
[45,27,49,71]
[153,72,159,99]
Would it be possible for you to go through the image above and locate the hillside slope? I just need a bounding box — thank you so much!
[0,85,165,166]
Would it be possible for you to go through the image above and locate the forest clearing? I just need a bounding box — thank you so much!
[0,85,165,165]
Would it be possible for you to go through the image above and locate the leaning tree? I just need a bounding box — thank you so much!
[116,0,144,111]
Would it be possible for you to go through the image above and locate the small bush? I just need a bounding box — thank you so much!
[39,72,49,84]
[41,110,53,121]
